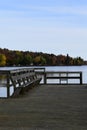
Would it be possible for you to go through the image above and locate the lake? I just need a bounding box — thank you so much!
[0,65,87,97]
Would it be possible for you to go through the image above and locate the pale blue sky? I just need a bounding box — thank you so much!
[0,0,87,59]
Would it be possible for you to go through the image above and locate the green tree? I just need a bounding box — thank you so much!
[24,54,33,65]
[33,56,46,65]
[0,54,6,66]
[73,57,84,65]
[15,51,23,65]
[40,56,46,65]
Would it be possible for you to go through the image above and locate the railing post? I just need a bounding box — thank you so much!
[66,72,68,84]
[7,73,10,98]
[44,72,46,84]
[59,73,61,84]
[80,72,82,85]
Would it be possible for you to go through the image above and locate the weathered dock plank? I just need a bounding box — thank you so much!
[0,84,87,130]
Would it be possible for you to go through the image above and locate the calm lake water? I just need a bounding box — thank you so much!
[0,65,87,97]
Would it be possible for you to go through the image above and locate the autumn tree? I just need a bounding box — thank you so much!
[0,54,6,66]
[0,48,85,66]
[57,55,66,65]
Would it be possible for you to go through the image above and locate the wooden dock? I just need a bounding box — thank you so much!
[0,84,87,130]
[0,67,83,98]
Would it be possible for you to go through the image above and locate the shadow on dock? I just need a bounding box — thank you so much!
[0,84,87,130]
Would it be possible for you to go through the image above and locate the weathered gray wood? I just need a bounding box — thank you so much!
[0,84,87,129]
[35,70,83,85]
[45,72,82,84]
[46,76,81,79]
[0,68,83,98]
[0,68,42,98]
[80,72,82,84]
[12,87,22,97]
[7,73,10,98]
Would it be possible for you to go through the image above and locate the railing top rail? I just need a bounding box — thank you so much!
[10,68,34,74]
[45,71,82,74]
[0,68,34,74]
[34,67,45,72]
[0,67,82,75]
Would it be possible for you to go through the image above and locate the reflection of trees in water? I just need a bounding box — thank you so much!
[0,75,7,86]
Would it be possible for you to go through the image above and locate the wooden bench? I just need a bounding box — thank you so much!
[9,68,41,97]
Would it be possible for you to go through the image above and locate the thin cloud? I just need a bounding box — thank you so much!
[17,5,87,15]
[1,4,87,19]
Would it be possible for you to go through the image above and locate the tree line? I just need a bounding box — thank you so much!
[0,48,86,66]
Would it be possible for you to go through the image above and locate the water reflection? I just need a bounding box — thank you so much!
[0,87,7,97]
[0,75,7,97]
[0,74,14,97]
[0,75,7,87]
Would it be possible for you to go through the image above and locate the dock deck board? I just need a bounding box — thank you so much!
[0,84,87,130]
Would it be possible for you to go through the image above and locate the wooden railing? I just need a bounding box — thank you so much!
[35,68,83,85]
[0,68,41,98]
[0,67,83,98]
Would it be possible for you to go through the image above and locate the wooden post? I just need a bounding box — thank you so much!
[7,73,10,98]
[44,72,46,84]
[59,73,61,84]
[80,72,82,85]
[66,72,68,84]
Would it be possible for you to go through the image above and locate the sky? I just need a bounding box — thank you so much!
[0,0,87,60]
